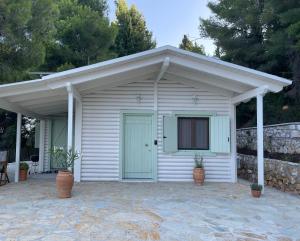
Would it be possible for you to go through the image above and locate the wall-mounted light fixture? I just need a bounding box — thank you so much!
[192,95,200,105]
[136,94,143,104]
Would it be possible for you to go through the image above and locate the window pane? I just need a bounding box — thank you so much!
[195,119,209,149]
[178,117,209,150]
[178,118,192,149]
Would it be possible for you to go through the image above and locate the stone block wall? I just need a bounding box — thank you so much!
[238,154,300,194]
[237,122,300,154]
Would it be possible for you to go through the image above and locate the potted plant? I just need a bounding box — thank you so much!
[193,154,205,185]
[19,162,29,181]
[250,183,263,198]
[50,147,79,198]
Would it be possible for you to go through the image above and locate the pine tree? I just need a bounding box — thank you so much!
[78,0,108,16]
[263,0,300,94]
[0,0,58,83]
[114,0,156,57]
[200,0,300,127]
[200,0,266,69]
[43,0,116,71]
[179,35,205,55]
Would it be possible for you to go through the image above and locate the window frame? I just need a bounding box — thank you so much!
[169,111,216,156]
[177,117,210,151]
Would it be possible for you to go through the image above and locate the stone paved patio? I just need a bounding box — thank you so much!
[0,177,300,241]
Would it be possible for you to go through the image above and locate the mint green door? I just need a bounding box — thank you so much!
[124,114,153,179]
[51,118,67,169]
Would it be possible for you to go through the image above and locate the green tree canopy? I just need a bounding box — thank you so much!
[114,0,156,57]
[78,0,108,15]
[200,0,266,69]
[179,35,205,55]
[0,0,58,83]
[43,0,116,72]
[200,0,300,127]
[262,0,300,95]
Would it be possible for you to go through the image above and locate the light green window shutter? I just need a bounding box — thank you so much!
[211,116,230,153]
[34,122,40,148]
[163,116,178,153]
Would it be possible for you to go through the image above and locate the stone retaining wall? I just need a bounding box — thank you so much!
[238,154,300,194]
[237,122,300,154]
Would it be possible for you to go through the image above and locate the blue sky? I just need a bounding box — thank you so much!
[107,0,215,55]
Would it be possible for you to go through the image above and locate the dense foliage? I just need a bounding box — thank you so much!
[200,0,300,127]
[0,0,58,82]
[179,35,205,55]
[0,0,154,160]
[0,0,155,77]
[113,0,156,57]
[43,0,116,72]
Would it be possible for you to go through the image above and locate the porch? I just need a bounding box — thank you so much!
[0,179,299,240]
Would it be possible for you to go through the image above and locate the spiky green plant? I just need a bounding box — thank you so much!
[20,162,29,171]
[49,147,79,172]
[194,154,203,168]
[250,183,263,191]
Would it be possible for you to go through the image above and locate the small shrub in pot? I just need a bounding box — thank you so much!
[250,183,263,198]
[193,154,205,185]
[50,147,79,198]
[19,162,29,181]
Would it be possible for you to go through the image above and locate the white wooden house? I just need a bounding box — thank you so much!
[0,46,291,187]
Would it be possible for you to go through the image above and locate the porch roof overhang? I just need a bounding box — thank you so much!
[0,45,292,118]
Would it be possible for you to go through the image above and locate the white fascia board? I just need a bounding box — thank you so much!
[42,46,170,81]
[0,98,44,118]
[156,57,170,82]
[0,78,43,89]
[231,85,269,104]
[169,55,284,91]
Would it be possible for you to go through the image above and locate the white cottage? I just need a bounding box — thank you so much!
[0,46,291,187]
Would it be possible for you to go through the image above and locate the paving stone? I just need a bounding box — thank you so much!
[0,178,300,240]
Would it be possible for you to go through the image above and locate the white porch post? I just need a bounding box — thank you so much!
[230,103,237,182]
[74,99,82,182]
[38,120,45,173]
[67,82,82,178]
[257,94,264,190]
[67,89,74,150]
[15,113,22,183]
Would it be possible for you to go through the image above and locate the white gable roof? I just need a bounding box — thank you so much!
[43,45,291,86]
[0,45,292,117]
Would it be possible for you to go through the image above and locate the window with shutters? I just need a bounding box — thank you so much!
[177,117,209,150]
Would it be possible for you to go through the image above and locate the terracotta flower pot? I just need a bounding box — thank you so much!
[251,189,261,198]
[56,171,74,198]
[193,168,205,185]
[19,169,28,181]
